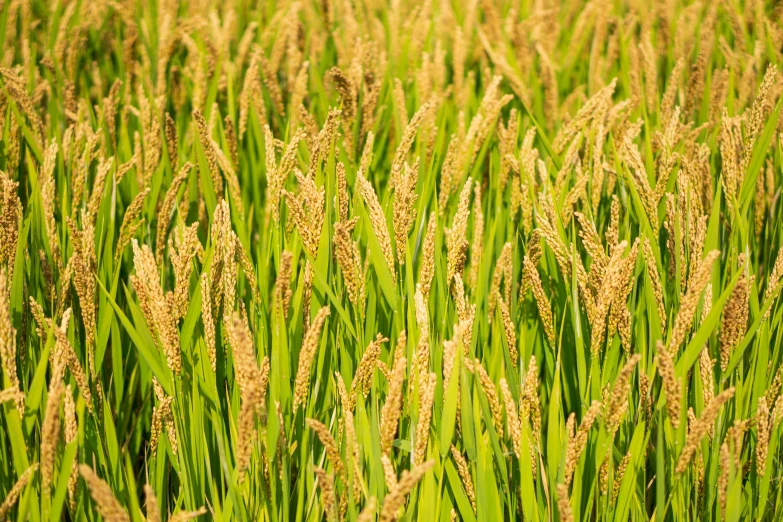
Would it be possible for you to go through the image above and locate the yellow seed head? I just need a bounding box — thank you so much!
[675,387,735,473]
[379,461,434,522]
[419,214,437,299]
[356,171,396,283]
[307,419,346,482]
[0,464,38,521]
[446,178,472,287]
[79,465,130,522]
[565,401,601,485]
[414,372,436,465]
[657,341,681,429]
[380,356,406,455]
[293,307,330,412]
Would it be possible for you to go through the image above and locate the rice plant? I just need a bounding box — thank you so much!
[1,0,783,520]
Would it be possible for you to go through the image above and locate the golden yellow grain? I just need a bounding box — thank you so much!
[564,401,602,486]
[0,464,38,522]
[381,455,397,490]
[276,250,294,319]
[143,485,160,522]
[620,138,657,225]
[115,188,149,262]
[639,371,651,419]
[446,178,472,289]
[164,112,177,168]
[497,109,518,190]
[773,394,783,431]
[68,214,98,374]
[0,68,44,142]
[419,213,437,299]
[169,223,202,320]
[335,161,349,223]
[0,269,22,416]
[306,419,346,482]
[521,355,541,445]
[500,378,523,461]
[604,355,641,435]
[357,498,377,522]
[240,54,266,140]
[474,359,503,436]
[254,50,284,115]
[557,483,574,522]
[380,356,406,455]
[699,345,715,407]
[351,335,388,408]
[414,371,436,466]
[391,103,430,189]
[3,115,20,177]
[40,140,59,265]
[657,340,681,429]
[719,109,743,207]
[302,261,314,332]
[718,441,730,514]
[350,124,371,172]
[757,396,770,476]
[334,218,365,317]
[379,461,434,522]
[235,236,259,306]
[150,379,178,456]
[0,387,22,406]
[743,65,777,171]
[356,170,396,282]
[200,271,216,371]
[523,255,555,345]
[193,108,223,198]
[225,313,264,413]
[235,397,256,477]
[293,307,330,412]
[79,465,130,522]
[40,369,61,493]
[642,238,666,330]
[720,257,751,371]
[60,383,75,471]
[169,506,208,522]
[468,182,485,290]
[553,78,617,153]
[155,162,193,263]
[537,215,585,312]
[281,191,317,257]
[313,467,338,522]
[208,200,234,316]
[132,240,181,374]
[488,242,512,317]
[765,246,783,303]
[575,212,607,278]
[675,387,735,473]
[450,445,476,513]
[670,251,720,351]
[329,67,355,126]
[438,136,460,212]
[611,453,631,504]
[611,240,639,351]
[497,293,518,367]
[87,156,114,220]
[392,160,419,265]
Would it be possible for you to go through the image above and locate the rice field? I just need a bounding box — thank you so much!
[2,0,783,520]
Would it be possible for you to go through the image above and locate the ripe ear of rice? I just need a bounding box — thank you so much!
[3,1,783,520]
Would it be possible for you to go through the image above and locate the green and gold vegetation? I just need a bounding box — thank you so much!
[2,0,783,520]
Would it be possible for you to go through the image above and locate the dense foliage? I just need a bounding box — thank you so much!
[2,0,783,520]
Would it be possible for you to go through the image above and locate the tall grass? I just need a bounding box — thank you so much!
[1,0,783,520]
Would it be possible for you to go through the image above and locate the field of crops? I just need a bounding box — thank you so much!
[2,0,783,520]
